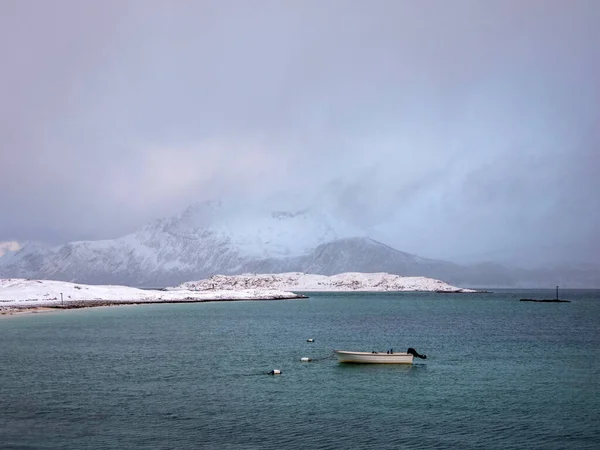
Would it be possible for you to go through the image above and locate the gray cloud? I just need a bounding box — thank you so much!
[1,0,599,265]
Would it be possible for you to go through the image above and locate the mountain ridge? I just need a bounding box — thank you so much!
[1,203,598,287]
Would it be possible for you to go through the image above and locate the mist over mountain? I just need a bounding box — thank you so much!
[2,2,599,272]
[1,202,597,288]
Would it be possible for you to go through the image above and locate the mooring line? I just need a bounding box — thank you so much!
[300,351,336,362]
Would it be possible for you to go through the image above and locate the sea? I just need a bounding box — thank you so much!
[1,290,599,450]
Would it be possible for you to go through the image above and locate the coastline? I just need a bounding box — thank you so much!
[0,273,478,317]
[0,278,310,313]
[1,307,59,318]
[0,295,309,317]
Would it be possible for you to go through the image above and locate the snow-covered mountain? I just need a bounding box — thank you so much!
[1,201,598,287]
[171,201,361,259]
[0,202,364,286]
[237,237,456,277]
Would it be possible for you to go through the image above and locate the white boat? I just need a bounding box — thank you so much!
[334,348,426,364]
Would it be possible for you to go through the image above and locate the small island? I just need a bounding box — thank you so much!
[519,286,570,303]
[519,298,571,303]
[175,272,479,293]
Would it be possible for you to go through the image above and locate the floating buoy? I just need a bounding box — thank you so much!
[307,338,314,342]
[300,357,312,362]
[268,369,281,375]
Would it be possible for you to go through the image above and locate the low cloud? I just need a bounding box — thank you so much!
[0,1,598,265]
[0,241,21,257]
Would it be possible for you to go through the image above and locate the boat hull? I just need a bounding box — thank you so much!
[334,350,414,364]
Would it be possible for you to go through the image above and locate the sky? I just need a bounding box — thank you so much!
[1,0,599,266]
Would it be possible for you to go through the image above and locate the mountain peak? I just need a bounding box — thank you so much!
[148,201,363,259]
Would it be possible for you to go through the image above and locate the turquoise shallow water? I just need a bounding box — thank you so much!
[1,290,599,449]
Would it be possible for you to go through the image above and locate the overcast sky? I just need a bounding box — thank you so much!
[1,0,599,265]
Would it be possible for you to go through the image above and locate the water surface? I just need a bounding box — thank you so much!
[1,290,599,449]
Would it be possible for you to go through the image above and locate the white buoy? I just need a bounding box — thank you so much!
[269,369,281,375]
[307,338,314,342]
[300,357,312,362]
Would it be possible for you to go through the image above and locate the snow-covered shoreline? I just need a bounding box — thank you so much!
[174,272,478,293]
[0,272,478,313]
[0,278,306,311]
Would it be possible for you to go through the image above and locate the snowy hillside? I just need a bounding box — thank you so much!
[0,201,363,286]
[174,272,478,293]
[1,200,595,287]
[0,278,304,309]
[174,201,362,259]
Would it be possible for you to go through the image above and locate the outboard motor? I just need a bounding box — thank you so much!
[407,348,427,359]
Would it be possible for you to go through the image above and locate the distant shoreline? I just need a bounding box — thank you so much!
[0,273,480,315]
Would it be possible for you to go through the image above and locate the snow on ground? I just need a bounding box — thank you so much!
[174,272,478,292]
[0,272,478,310]
[0,278,304,309]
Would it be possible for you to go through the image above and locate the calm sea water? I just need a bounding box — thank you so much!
[1,290,599,449]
